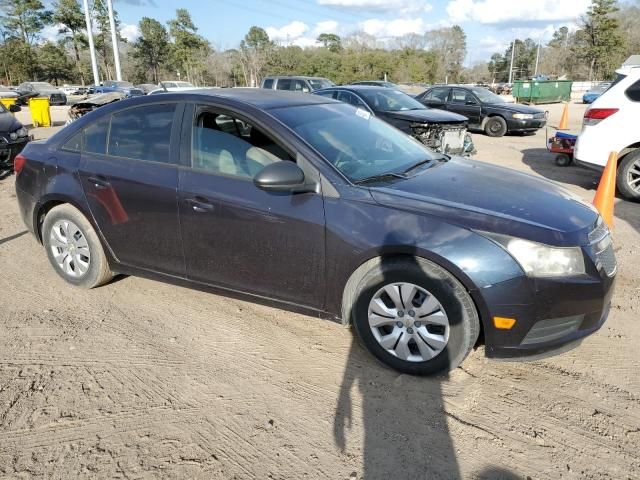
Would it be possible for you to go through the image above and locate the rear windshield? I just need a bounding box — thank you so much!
[308,79,334,90]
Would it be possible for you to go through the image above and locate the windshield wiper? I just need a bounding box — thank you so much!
[401,154,450,175]
[354,172,406,185]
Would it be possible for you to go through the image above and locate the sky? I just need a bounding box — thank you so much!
[44,0,617,65]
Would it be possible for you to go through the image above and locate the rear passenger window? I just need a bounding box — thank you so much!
[83,116,109,155]
[263,79,274,89]
[626,80,640,102]
[276,79,292,90]
[107,104,176,163]
[62,131,82,152]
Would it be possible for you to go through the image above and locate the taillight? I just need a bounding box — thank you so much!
[583,108,619,126]
[13,153,26,175]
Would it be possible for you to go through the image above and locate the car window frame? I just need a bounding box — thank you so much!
[180,102,299,182]
[335,89,373,113]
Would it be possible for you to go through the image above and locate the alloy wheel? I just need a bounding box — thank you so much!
[627,157,640,194]
[49,220,91,277]
[368,282,450,362]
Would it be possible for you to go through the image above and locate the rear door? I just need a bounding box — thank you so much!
[78,102,185,275]
[417,87,450,109]
[177,103,326,307]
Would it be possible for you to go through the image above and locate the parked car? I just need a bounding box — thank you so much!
[68,92,125,122]
[14,89,615,375]
[260,76,334,92]
[582,82,611,104]
[135,83,158,95]
[350,80,399,89]
[0,85,19,99]
[0,102,28,171]
[15,82,67,106]
[93,80,144,98]
[575,65,640,201]
[415,85,546,137]
[314,85,474,155]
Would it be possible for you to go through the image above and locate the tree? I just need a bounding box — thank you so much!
[53,0,87,85]
[425,25,467,83]
[168,8,210,84]
[132,17,169,83]
[39,41,73,84]
[317,33,342,53]
[239,26,273,86]
[574,0,625,80]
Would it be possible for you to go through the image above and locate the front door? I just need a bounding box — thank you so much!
[78,102,185,275]
[178,105,326,308]
[447,88,482,126]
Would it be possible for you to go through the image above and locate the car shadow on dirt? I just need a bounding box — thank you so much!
[521,148,640,233]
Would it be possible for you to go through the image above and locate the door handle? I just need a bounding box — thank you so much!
[87,176,110,190]
[186,197,214,213]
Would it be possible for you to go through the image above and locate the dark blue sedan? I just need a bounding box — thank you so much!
[13,89,615,375]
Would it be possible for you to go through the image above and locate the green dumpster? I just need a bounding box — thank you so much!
[513,80,573,104]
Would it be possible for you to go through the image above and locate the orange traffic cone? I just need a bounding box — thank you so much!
[592,152,617,228]
[558,102,569,130]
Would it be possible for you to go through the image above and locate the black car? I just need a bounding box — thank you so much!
[15,82,67,106]
[314,85,474,155]
[415,85,546,137]
[0,102,29,171]
[14,89,615,375]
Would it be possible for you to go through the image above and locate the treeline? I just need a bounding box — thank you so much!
[0,0,637,88]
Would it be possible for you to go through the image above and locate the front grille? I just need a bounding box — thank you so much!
[521,315,584,345]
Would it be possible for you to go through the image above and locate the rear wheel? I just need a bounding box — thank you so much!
[555,153,572,167]
[616,150,640,202]
[345,257,480,375]
[42,204,113,288]
[484,116,507,137]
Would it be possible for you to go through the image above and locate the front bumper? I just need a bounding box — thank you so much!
[479,243,616,359]
[506,118,547,132]
[0,138,28,169]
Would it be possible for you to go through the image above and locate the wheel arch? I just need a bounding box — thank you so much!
[340,252,489,343]
[619,142,640,162]
[34,194,96,245]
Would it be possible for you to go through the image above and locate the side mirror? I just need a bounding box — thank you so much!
[254,161,309,193]
[9,104,21,113]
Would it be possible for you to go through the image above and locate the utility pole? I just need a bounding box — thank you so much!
[106,0,122,81]
[534,39,541,76]
[508,40,515,84]
[82,0,100,86]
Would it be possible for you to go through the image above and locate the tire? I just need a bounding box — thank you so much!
[616,150,640,202]
[344,257,480,375]
[484,116,508,137]
[42,204,113,288]
[555,153,572,167]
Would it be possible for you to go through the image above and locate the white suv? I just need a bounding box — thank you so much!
[575,65,640,200]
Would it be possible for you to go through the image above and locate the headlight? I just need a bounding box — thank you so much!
[484,233,585,277]
[512,113,534,119]
[16,127,27,137]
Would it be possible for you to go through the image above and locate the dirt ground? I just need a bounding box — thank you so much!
[0,102,639,479]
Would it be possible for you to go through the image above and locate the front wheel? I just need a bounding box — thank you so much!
[484,116,507,137]
[42,204,114,288]
[346,257,480,375]
[616,150,640,202]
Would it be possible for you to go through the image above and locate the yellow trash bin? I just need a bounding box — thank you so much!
[29,97,51,127]
[0,97,17,111]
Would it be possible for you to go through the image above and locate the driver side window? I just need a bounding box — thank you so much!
[191,108,294,179]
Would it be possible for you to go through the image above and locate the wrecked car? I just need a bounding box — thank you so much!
[68,92,125,122]
[314,85,475,155]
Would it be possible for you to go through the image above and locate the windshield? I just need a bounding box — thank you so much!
[471,87,505,103]
[358,89,425,111]
[309,79,335,90]
[272,103,439,182]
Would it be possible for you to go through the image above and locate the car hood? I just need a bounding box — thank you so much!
[381,108,468,124]
[369,157,598,246]
[484,102,543,114]
[0,91,18,98]
[0,112,22,134]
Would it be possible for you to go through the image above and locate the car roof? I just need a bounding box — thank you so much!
[318,85,394,93]
[264,76,328,80]
[146,88,336,110]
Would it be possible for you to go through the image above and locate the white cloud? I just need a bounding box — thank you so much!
[265,21,309,42]
[120,23,140,42]
[318,0,432,14]
[313,20,339,36]
[446,0,590,25]
[359,18,426,37]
